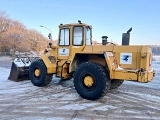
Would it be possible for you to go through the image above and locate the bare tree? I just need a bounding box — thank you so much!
[0,10,48,53]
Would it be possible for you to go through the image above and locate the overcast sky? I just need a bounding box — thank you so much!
[0,0,160,45]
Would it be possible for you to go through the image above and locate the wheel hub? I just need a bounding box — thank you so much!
[35,69,40,77]
[84,76,94,87]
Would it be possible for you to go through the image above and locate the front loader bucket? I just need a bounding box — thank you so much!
[8,62,29,82]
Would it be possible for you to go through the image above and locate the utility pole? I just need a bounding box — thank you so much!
[40,25,52,40]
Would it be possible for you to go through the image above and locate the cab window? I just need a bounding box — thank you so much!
[59,28,69,46]
[86,27,91,45]
[73,26,83,46]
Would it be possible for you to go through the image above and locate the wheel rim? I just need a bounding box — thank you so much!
[84,75,94,87]
[34,68,41,77]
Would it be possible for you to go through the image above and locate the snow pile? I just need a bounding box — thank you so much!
[152,61,160,74]
[152,55,160,61]
[152,56,160,73]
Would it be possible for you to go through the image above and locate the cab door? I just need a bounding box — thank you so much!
[56,27,70,78]
[58,28,70,60]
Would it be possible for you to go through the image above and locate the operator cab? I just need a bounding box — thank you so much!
[58,20,92,46]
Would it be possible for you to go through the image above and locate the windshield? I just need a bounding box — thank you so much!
[73,26,83,46]
[86,27,92,45]
[59,28,69,46]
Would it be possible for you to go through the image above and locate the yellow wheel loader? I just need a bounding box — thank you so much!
[10,21,155,100]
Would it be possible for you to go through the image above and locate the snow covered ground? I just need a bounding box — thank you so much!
[0,57,160,120]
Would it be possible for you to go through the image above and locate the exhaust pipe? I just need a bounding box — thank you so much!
[122,27,132,45]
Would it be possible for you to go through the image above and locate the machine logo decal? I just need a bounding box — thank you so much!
[122,55,130,61]
[120,53,132,64]
[59,48,69,56]
[62,49,66,52]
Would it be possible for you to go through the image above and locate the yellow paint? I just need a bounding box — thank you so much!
[84,76,94,87]
[35,69,40,77]
[39,22,154,83]
[41,55,56,74]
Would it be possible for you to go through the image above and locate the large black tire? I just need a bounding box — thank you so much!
[110,79,124,89]
[29,59,53,87]
[73,62,111,100]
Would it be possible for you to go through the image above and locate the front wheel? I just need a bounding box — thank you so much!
[73,62,111,100]
[29,59,53,87]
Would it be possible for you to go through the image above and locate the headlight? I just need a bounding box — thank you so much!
[48,56,56,63]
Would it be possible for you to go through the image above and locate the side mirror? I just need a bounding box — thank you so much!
[48,33,52,40]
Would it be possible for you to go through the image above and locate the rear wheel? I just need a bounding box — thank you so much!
[110,79,124,89]
[29,59,53,87]
[73,62,111,100]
